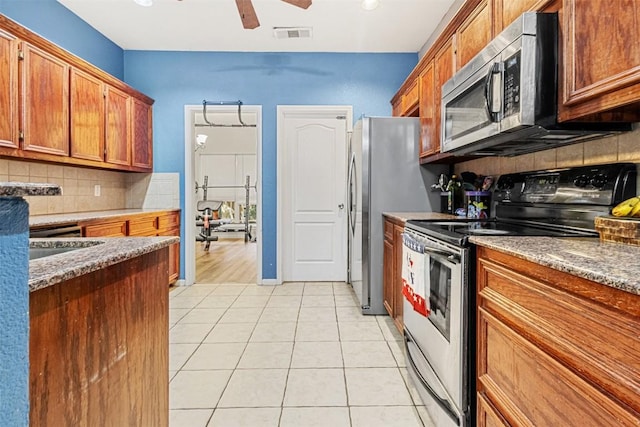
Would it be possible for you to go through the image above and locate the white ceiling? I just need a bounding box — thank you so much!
[57,0,459,53]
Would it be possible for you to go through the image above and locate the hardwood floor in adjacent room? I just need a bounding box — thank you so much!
[195,238,257,284]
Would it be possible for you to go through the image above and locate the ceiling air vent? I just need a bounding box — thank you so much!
[273,27,313,39]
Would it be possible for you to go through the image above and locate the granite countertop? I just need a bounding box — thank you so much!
[0,182,61,197]
[470,236,640,296]
[29,236,179,292]
[30,208,180,227]
[383,212,458,223]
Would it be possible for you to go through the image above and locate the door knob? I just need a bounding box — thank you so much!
[338,204,345,209]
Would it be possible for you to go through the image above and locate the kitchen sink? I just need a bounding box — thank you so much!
[29,247,82,260]
[29,240,103,261]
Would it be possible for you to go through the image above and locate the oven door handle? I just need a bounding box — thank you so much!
[423,246,460,264]
[404,330,462,425]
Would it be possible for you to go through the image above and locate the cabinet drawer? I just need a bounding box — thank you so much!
[129,215,159,236]
[158,211,180,232]
[478,309,639,427]
[83,220,127,237]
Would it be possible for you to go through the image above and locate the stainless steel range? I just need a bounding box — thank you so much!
[400,163,637,427]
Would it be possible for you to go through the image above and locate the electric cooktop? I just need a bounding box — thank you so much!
[405,218,598,246]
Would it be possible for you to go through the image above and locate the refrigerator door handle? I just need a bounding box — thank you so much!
[348,152,357,236]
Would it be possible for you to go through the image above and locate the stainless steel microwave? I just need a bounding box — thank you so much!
[441,12,630,156]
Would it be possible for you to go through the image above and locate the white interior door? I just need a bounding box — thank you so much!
[280,107,350,281]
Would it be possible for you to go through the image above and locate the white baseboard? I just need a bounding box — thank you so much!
[173,279,187,287]
[260,279,281,286]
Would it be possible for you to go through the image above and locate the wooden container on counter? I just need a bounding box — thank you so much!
[594,216,640,246]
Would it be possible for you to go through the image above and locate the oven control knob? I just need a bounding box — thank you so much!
[590,174,608,189]
[573,175,589,188]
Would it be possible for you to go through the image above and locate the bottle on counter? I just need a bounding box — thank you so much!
[446,175,464,215]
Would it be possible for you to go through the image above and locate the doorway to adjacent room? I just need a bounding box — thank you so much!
[184,104,262,285]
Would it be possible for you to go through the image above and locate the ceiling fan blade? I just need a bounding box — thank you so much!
[281,0,312,9]
[235,0,260,29]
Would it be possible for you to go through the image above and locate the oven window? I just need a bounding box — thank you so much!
[428,256,452,341]
[444,78,493,141]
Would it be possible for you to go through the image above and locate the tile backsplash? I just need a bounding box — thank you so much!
[126,172,180,210]
[0,160,179,216]
[453,125,640,177]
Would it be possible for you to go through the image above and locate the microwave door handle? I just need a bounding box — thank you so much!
[484,63,501,122]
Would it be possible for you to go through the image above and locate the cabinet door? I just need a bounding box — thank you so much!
[383,233,394,317]
[392,224,404,331]
[131,97,153,170]
[433,37,455,155]
[561,0,640,120]
[167,227,180,284]
[105,86,131,166]
[21,42,69,156]
[478,308,639,427]
[401,79,419,117]
[419,61,436,157]
[0,30,18,148]
[70,68,105,162]
[456,0,492,70]
[158,211,180,284]
[493,0,552,32]
[477,393,509,427]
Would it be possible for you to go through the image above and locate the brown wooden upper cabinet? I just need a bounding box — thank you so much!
[433,36,456,157]
[131,97,153,170]
[560,0,640,121]
[70,68,105,162]
[0,15,154,172]
[393,0,640,164]
[418,61,436,157]
[21,42,70,156]
[0,30,18,149]
[456,0,492,70]
[105,85,131,167]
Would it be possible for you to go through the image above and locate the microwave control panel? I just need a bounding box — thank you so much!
[503,51,521,118]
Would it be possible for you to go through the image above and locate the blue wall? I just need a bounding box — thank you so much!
[0,198,29,427]
[0,0,124,79]
[124,51,417,279]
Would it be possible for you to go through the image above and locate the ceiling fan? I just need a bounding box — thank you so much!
[235,0,312,29]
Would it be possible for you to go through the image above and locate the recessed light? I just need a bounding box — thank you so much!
[134,0,153,7]
[361,0,380,11]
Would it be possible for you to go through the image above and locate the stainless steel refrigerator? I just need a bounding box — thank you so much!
[347,116,445,315]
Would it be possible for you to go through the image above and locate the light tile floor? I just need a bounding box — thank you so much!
[169,281,436,427]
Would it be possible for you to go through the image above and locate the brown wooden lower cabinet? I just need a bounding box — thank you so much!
[477,246,640,426]
[29,249,169,427]
[80,209,180,284]
[382,216,405,332]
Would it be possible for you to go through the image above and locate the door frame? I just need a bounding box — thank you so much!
[276,105,353,284]
[183,104,263,286]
